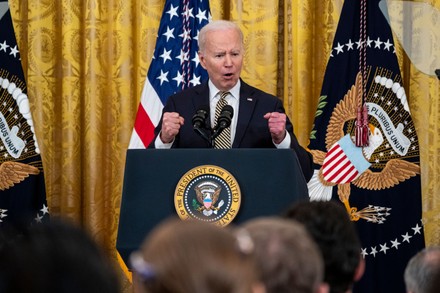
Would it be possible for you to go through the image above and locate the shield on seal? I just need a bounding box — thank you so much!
[203,196,212,209]
[322,135,371,184]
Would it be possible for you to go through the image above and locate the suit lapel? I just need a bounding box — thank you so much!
[233,80,257,147]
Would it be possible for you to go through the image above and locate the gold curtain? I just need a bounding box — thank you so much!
[10,0,440,291]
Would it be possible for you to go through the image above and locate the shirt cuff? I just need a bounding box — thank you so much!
[274,132,291,149]
[155,132,173,149]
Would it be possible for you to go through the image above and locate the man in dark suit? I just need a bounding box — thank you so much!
[149,20,312,181]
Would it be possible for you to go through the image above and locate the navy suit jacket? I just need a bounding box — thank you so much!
[149,80,313,181]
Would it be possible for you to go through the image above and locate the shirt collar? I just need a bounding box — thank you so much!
[208,79,241,101]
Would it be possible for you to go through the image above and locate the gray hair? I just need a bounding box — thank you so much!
[242,217,324,293]
[404,246,440,293]
[198,20,244,53]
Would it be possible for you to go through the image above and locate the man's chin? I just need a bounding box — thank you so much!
[220,79,238,89]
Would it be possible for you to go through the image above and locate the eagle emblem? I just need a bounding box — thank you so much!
[194,181,224,217]
[0,75,43,192]
[0,161,40,190]
[308,71,420,224]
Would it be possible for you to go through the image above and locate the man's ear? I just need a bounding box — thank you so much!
[354,256,366,282]
[198,51,207,70]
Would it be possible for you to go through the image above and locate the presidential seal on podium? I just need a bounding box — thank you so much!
[174,165,241,226]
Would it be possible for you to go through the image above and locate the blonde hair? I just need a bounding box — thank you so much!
[133,218,258,293]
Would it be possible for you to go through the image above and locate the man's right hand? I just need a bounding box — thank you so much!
[159,112,184,143]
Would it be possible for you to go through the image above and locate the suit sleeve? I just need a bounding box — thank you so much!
[147,95,178,149]
[275,99,313,182]
[289,130,313,182]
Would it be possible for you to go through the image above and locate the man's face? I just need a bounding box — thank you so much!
[199,28,243,91]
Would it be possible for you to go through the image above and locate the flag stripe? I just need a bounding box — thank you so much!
[322,148,346,174]
[333,163,357,184]
[132,105,155,148]
[340,166,359,183]
[325,157,351,182]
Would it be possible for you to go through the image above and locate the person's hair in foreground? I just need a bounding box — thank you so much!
[131,217,263,293]
[0,218,120,293]
[283,200,363,293]
[241,217,328,293]
[404,246,440,293]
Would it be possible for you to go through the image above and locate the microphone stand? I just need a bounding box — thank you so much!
[190,124,227,149]
[194,125,213,148]
[194,125,212,147]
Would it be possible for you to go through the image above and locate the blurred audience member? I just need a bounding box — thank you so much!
[283,200,364,293]
[131,217,264,293]
[242,216,329,293]
[404,246,440,293]
[0,218,120,293]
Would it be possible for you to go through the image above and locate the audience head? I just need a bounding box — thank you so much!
[0,218,120,293]
[283,200,363,293]
[131,217,262,293]
[242,216,328,293]
[198,20,244,92]
[404,246,440,293]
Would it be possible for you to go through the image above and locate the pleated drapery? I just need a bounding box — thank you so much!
[9,0,440,291]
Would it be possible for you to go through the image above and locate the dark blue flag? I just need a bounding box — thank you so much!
[0,1,49,230]
[307,0,424,292]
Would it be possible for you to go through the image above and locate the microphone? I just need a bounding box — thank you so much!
[192,107,209,129]
[192,106,211,146]
[211,105,234,142]
[215,105,234,130]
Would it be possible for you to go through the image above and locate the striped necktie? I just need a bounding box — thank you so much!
[214,91,231,149]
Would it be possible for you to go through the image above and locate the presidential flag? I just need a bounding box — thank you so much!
[129,0,211,149]
[0,0,49,229]
[307,0,424,292]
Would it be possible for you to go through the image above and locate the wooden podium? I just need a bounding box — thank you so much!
[116,149,309,266]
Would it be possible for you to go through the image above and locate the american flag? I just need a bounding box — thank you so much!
[129,0,211,148]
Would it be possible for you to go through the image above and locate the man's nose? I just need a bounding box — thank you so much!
[224,54,233,66]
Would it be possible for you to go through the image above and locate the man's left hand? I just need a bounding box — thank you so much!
[264,112,287,144]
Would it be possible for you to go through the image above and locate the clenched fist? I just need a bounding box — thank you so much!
[264,112,287,144]
[160,112,184,143]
